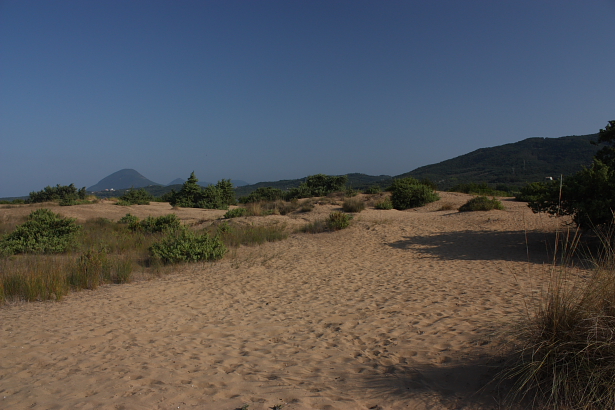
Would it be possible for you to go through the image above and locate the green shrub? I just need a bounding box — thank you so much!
[28,183,86,204]
[285,174,348,199]
[345,187,359,197]
[364,185,382,194]
[390,178,440,210]
[458,196,504,212]
[0,209,81,255]
[118,188,153,205]
[299,200,315,212]
[118,213,139,225]
[131,214,181,233]
[342,197,365,213]
[327,211,352,231]
[374,198,393,210]
[240,187,285,204]
[224,208,248,219]
[150,228,227,264]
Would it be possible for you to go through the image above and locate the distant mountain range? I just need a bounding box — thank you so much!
[2,133,600,201]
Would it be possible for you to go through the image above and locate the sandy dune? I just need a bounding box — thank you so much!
[0,193,566,409]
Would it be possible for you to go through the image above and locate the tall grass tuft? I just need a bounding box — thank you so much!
[342,197,365,213]
[501,227,615,409]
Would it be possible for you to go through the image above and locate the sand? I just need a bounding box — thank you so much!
[0,193,567,409]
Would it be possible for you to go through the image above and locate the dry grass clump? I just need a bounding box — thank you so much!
[438,202,455,211]
[501,228,615,409]
[205,221,288,247]
[342,197,365,213]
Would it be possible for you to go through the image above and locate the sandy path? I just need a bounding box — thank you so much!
[0,194,565,409]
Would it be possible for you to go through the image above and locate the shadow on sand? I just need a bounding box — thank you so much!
[386,229,571,265]
[359,354,523,410]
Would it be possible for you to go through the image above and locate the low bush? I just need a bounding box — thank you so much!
[150,228,227,264]
[390,178,440,210]
[458,196,504,212]
[213,222,288,247]
[342,197,365,213]
[0,209,81,255]
[299,199,315,212]
[118,213,139,225]
[224,208,248,219]
[239,187,284,204]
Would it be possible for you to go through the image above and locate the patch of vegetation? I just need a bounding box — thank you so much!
[27,183,87,204]
[117,188,154,205]
[211,222,288,247]
[150,227,227,264]
[342,197,365,213]
[0,209,81,256]
[390,177,440,210]
[364,185,382,194]
[458,196,504,212]
[117,213,139,225]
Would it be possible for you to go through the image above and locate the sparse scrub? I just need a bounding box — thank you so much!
[211,222,288,247]
[118,213,139,225]
[342,197,365,213]
[128,214,181,233]
[364,185,382,194]
[390,178,440,210]
[299,199,315,212]
[458,196,504,212]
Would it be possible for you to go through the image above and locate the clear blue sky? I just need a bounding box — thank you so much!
[1,1,614,197]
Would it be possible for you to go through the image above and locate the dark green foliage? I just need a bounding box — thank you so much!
[515,181,553,202]
[224,208,248,219]
[529,159,615,227]
[169,172,235,209]
[150,228,227,264]
[239,187,285,204]
[0,209,81,255]
[594,120,615,168]
[286,174,348,199]
[390,178,440,210]
[342,197,365,213]
[458,196,504,212]
[117,188,153,205]
[28,183,87,204]
[129,214,181,233]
